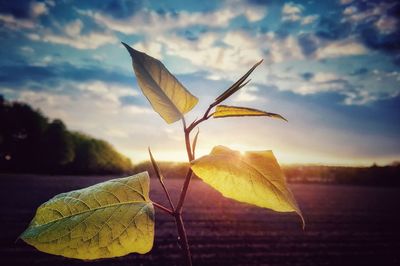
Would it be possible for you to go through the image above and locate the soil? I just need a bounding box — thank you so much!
[1,174,399,266]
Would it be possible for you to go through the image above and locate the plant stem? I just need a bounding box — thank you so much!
[152,202,174,215]
[176,168,193,213]
[173,112,214,265]
[170,118,195,266]
[174,213,192,266]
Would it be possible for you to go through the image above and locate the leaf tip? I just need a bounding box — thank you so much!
[121,41,136,57]
[300,213,306,230]
[121,41,129,49]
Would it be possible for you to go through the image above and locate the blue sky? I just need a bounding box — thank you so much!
[1,0,399,165]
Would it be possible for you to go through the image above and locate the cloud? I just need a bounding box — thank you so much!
[340,0,353,5]
[267,67,400,106]
[133,30,265,79]
[375,16,398,34]
[339,0,400,54]
[0,14,35,29]
[243,6,267,22]
[316,18,352,40]
[282,2,303,22]
[30,1,49,17]
[312,72,341,83]
[20,46,34,54]
[0,60,134,87]
[80,0,267,36]
[133,41,163,59]
[0,0,53,30]
[233,85,260,102]
[266,71,346,96]
[301,15,319,25]
[26,19,118,49]
[342,1,395,24]
[316,38,368,58]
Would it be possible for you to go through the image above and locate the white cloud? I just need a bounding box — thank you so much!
[27,19,118,49]
[282,2,303,22]
[0,0,53,30]
[342,1,395,25]
[64,19,83,36]
[312,72,340,83]
[243,6,267,22]
[233,85,260,102]
[301,15,318,25]
[133,41,163,59]
[375,16,398,34]
[30,1,49,17]
[266,32,304,63]
[0,14,35,30]
[20,46,34,54]
[146,30,264,77]
[316,39,368,58]
[26,33,40,40]
[340,0,353,4]
[75,81,140,105]
[80,0,266,36]
[81,8,237,35]
[343,6,356,15]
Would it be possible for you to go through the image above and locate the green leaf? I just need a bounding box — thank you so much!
[213,105,288,122]
[191,146,304,227]
[214,60,263,105]
[20,172,155,260]
[122,42,198,124]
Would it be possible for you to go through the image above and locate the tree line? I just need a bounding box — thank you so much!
[0,95,133,174]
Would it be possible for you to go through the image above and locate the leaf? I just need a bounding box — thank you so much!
[148,147,164,182]
[122,42,198,124]
[214,60,263,105]
[191,146,304,227]
[191,128,200,158]
[20,172,155,260]
[213,105,288,122]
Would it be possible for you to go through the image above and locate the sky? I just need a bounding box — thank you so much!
[0,0,399,166]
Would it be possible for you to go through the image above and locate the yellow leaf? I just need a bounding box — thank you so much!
[20,172,154,260]
[191,146,304,227]
[213,105,287,122]
[122,42,198,124]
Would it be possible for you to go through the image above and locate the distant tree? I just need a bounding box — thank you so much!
[40,119,75,172]
[69,132,132,174]
[0,99,47,172]
[0,97,133,174]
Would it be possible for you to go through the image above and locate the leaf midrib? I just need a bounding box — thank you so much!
[135,54,182,116]
[215,152,290,208]
[34,200,151,228]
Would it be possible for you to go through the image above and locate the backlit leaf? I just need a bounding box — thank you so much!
[20,172,155,260]
[214,60,263,105]
[191,146,304,227]
[122,42,198,124]
[213,105,287,122]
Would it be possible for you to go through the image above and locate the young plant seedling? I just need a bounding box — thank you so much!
[20,43,304,266]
